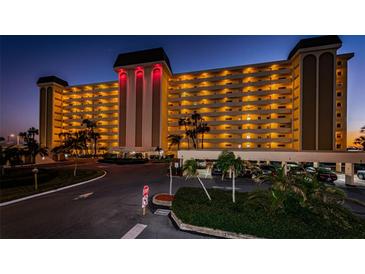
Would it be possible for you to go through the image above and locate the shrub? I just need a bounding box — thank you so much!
[172,187,365,238]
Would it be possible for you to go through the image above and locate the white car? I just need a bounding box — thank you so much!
[357,170,365,180]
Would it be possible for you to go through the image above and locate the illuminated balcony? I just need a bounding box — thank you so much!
[169,127,292,135]
[168,98,292,110]
[168,117,291,127]
[168,88,292,102]
[168,108,291,119]
[169,68,291,84]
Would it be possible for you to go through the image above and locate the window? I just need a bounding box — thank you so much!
[278,134,285,137]
[337,113,341,118]
[337,61,342,66]
[337,102,342,107]
[337,92,342,97]
[337,134,342,139]
[278,115,286,118]
[278,106,286,109]
[337,71,342,76]
[337,123,341,128]
[225,144,232,147]
[257,144,261,148]
[279,86,286,89]
[225,117,232,121]
[336,144,341,149]
[225,108,232,111]
[225,126,231,129]
[278,144,285,147]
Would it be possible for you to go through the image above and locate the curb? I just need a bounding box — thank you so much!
[0,170,107,207]
[170,211,259,239]
[152,193,173,207]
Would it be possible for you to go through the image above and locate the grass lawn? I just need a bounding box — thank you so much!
[172,187,365,239]
[0,168,105,203]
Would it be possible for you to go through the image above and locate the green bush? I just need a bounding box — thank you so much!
[172,187,365,239]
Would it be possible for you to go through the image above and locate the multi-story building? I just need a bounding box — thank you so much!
[37,35,353,153]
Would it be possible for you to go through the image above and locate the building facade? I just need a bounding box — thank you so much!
[37,36,353,152]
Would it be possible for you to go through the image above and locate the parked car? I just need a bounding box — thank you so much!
[305,167,337,184]
[259,164,278,176]
[357,170,365,180]
[211,164,223,176]
[287,165,306,176]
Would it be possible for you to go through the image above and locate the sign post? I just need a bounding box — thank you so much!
[142,185,149,216]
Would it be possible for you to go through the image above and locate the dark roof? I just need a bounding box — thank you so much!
[37,76,68,87]
[288,35,342,59]
[113,47,172,72]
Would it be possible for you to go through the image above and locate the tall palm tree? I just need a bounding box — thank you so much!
[197,120,210,149]
[183,158,211,201]
[168,134,182,150]
[82,119,99,157]
[178,117,191,149]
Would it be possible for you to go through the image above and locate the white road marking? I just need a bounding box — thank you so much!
[0,171,106,207]
[73,192,94,200]
[154,209,171,216]
[121,224,147,239]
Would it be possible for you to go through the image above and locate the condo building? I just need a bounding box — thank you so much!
[37,36,353,153]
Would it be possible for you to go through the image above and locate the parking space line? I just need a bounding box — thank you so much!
[121,223,147,239]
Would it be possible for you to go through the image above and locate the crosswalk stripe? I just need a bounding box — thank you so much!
[121,224,147,239]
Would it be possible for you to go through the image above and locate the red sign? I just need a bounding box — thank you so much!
[143,185,149,196]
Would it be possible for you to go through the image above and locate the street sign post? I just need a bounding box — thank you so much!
[142,185,149,216]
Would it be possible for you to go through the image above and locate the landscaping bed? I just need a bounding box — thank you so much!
[0,168,105,203]
[172,187,365,239]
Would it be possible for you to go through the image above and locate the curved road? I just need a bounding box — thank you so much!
[1,162,364,238]
[0,163,209,239]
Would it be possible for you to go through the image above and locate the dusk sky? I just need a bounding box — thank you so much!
[1,35,364,144]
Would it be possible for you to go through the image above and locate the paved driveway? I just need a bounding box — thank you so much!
[1,162,364,238]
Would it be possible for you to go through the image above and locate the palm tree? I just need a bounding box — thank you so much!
[183,158,211,201]
[82,119,99,157]
[361,125,365,133]
[53,131,86,176]
[178,117,191,149]
[168,134,182,150]
[18,127,47,164]
[216,151,243,203]
[354,136,365,151]
[197,120,210,149]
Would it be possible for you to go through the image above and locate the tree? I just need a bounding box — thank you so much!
[354,136,365,151]
[216,151,243,203]
[178,117,191,149]
[168,134,182,150]
[197,120,210,149]
[52,131,86,176]
[183,158,211,201]
[18,127,48,164]
[354,125,365,151]
[82,119,100,157]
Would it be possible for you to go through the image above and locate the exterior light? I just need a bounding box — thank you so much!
[247,116,251,120]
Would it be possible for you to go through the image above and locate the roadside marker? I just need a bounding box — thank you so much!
[121,223,147,239]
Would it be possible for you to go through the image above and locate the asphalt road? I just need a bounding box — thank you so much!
[0,162,211,239]
[1,162,364,238]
